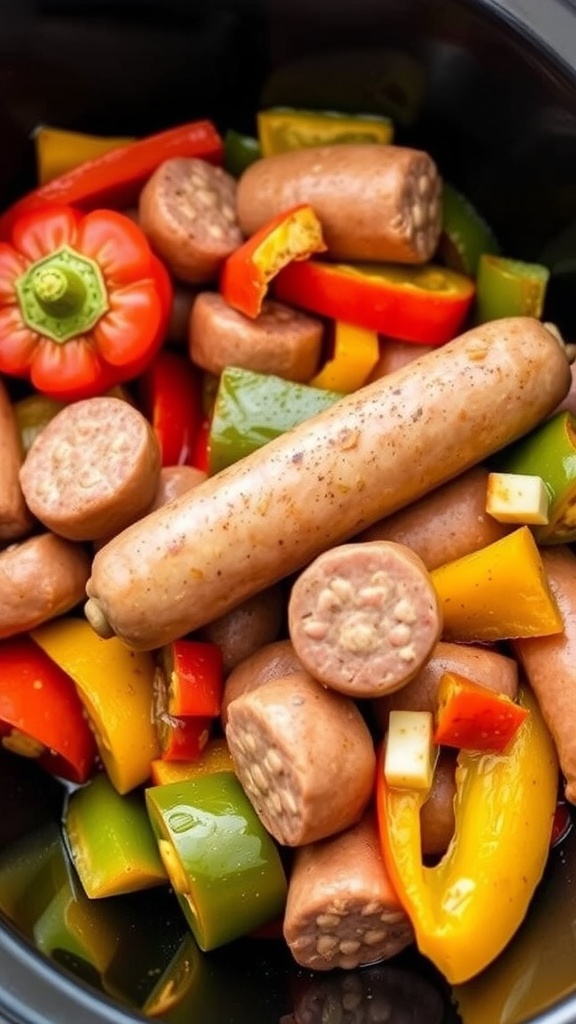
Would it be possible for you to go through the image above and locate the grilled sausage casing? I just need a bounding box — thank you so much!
[86,318,570,650]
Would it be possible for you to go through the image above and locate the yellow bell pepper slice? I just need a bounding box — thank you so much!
[257,107,394,157]
[377,686,558,985]
[31,618,159,794]
[309,320,380,392]
[430,526,563,642]
[34,126,135,185]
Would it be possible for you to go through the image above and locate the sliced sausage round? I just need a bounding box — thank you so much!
[188,292,323,382]
[288,541,442,698]
[20,396,161,542]
[283,811,414,971]
[0,532,91,639]
[225,670,376,846]
[138,157,243,284]
[221,638,302,727]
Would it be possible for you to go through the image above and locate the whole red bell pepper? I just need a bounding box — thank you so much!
[0,635,97,783]
[138,350,204,466]
[273,258,475,344]
[0,119,223,239]
[0,204,172,400]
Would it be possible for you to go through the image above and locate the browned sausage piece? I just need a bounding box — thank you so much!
[366,338,436,382]
[139,158,243,284]
[188,292,323,382]
[168,284,197,345]
[236,144,442,264]
[290,964,445,1024]
[225,671,376,846]
[420,749,457,858]
[0,532,91,639]
[288,541,442,698]
[283,811,414,971]
[221,638,302,727]
[357,466,511,570]
[371,639,519,732]
[513,546,576,803]
[199,582,285,674]
[85,318,570,651]
[0,378,35,541]
[20,396,161,542]
[148,465,207,512]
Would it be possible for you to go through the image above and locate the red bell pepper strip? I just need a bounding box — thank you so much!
[157,639,223,718]
[0,119,224,239]
[138,350,204,466]
[0,204,172,401]
[0,636,97,784]
[434,671,530,753]
[219,203,326,318]
[273,258,475,344]
[155,712,213,762]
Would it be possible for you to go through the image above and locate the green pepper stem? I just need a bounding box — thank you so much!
[31,265,87,318]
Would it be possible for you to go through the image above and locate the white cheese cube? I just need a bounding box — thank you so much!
[486,472,550,525]
[384,710,436,791]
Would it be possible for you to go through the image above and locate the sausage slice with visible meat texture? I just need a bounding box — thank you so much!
[236,144,442,264]
[20,396,161,542]
[225,670,376,846]
[0,532,91,639]
[189,292,323,382]
[139,157,243,284]
[288,541,442,698]
[283,811,414,971]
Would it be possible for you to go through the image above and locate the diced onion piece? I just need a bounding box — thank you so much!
[486,471,550,525]
[384,710,437,791]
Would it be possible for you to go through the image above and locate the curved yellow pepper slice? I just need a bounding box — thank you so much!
[377,686,558,985]
[31,618,159,794]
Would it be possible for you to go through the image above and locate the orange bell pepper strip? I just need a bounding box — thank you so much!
[273,258,475,344]
[0,636,97,784]
[0,204,172,401]
[150,737,234,786]
[219,203,326,318]
[0,119,223,238]
[434,671,530,753]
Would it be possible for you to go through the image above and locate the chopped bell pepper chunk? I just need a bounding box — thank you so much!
[34,125,135,185]
[273,258,475,344]
[207,365,343,474]
[438,183,499,277]
[309,320,380,392]
[155,713,213,763]
[494,411,576,543]
[0,635,96,784]
[145,772,287,950]
[257,107,394,157]
[157,639,223,718]
[223,129,262,177]
[220,203,327,318]
[64,772,167,899]
[475,254,549,322]
[150,737,234,786]
[138,349,203,467]
[434,672,530,753]
[377,686,558,984]
[430,526,563,642]
[31,617,160,794]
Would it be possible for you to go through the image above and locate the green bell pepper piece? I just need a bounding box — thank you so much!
[494,411,576,544]
[223,129,262,178]
[145,771,287,951]
[438,183,499,277]
[0,821,69,938]
[64,772,167,899]
[475,254,550,322]
[208,365,343,474]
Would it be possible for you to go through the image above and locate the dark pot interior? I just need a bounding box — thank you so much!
[0,0,576,1022]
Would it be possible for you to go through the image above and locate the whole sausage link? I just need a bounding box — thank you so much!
[86,318,570,650]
